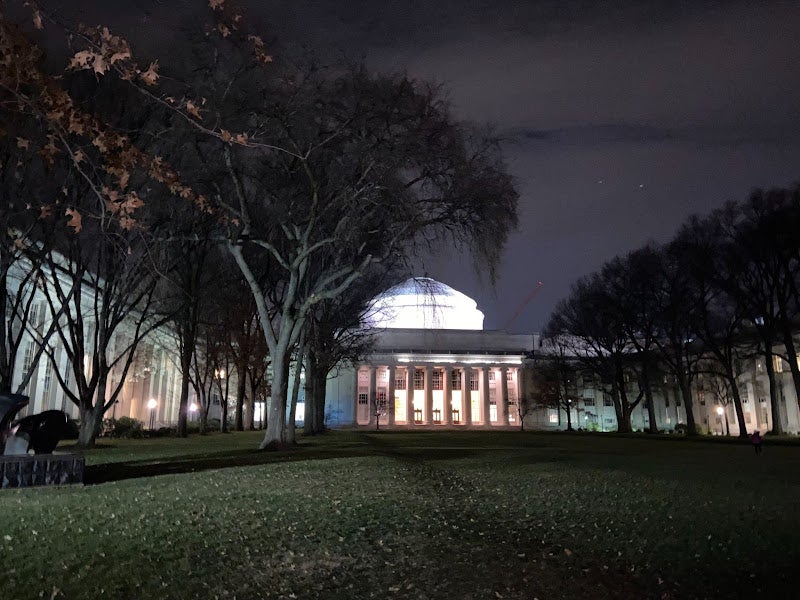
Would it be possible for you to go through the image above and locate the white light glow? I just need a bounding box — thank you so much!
[147,398,157,410]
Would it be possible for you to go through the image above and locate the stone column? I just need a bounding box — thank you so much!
[352,367,360,426]
[443,366,452,425]
[462,367,472,426]
[406,367,415,425]
[368,366,377,427]
[387,365,396,427]
[500,367,510,426]
[481,366,491,426]
[424,366,434,425]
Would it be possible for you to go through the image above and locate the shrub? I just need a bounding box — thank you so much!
[673,423,688,435]
[105,416,145,439]
[63,418,80,440]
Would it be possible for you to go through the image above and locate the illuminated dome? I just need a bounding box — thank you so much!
[366,277,484,330]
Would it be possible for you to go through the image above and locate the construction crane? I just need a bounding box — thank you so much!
[503,281,544,331]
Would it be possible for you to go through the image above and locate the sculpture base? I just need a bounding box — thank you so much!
[0,453,85,489]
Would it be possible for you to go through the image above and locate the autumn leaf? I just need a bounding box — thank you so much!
[16,137,30,150]
[218,23,231,37]
[110,49,131,64]
[67,112,85,135]
[65,207,82,233]
[69,50,93,69]
[39,205,53,219]
[122,192,144,212]
[220,129,232,143]
[140,61,159,86]
[234,133,248,145]
[209,0,225,9]
[92,53,107,74]
[185,100,202,120]
[32,10,43,30]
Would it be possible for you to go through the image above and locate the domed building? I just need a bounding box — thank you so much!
[325,277,537,429]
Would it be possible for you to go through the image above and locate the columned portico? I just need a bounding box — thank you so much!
[499,367,509,426]
[443,366,452,425]
[424,366,434,425]
[353,363,526,428]
[462,367,472,425]
[405,367,414,424]
[480,366,491,426]
[368,367,377,427]
[387,365,396,426]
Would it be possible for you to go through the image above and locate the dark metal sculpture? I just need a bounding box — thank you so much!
[0,394,68,455]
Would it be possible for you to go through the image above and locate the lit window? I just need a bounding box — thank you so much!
[414,369,425,390]
[469,371,479,391]
[451,370,461,390]
[395,373,406,390]
[432,370,443,390]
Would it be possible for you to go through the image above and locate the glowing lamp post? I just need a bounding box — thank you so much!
[716,405,728,436]
[147,398,158,430]
[189,402,198,422]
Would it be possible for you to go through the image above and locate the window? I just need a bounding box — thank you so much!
[414,369,425,390]
[357,393,368,405]
[395,373,406,390]
[43,360,53,394]
[698,391,705,406]
[549,412,558,424]
[506,370,514,381]
[469,371,479,391]
[583,398,595,407]
[432,370,443,390]
[377,390,387,408]
[676,398,682,407]
[603,397,613,407]
[451,370,461,390]
[488,371,495,381]
[774,356,785,373]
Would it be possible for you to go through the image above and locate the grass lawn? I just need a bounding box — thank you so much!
[1,430,800,599]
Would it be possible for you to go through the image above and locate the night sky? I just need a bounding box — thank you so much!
[59,0,800,332]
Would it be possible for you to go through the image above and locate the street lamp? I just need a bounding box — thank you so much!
[715,405,728,436]
[147,397,157,430]
[189,402,198,422]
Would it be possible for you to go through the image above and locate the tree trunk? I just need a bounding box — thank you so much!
[763,347,784,435]
[286,334,306,445]
[77,400,103,448]
[260,341,290,449]
[639,363,658,433]
[726,366,749,438]
[676,375,698,436]
[780,326,800,418]
[177,349,192,438]
[303,350,317,435]
[235,361,247,431]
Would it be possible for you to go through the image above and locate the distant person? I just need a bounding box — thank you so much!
[750,431,763,454]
